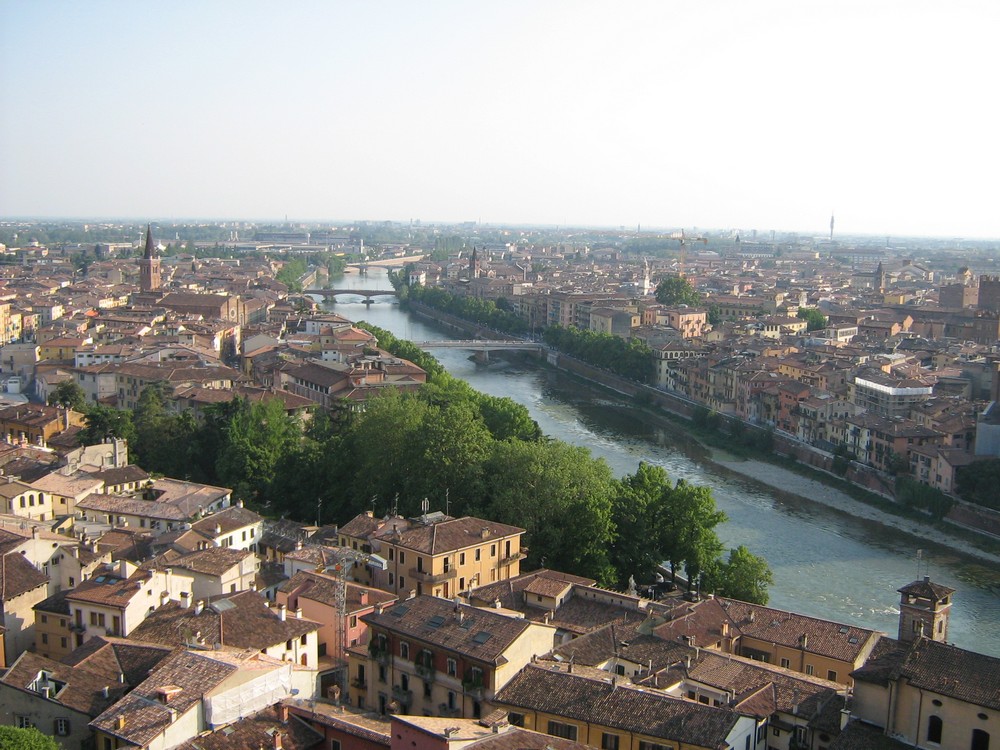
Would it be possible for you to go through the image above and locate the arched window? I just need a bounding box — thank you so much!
[928,715,943,744]
[972,729,990,750]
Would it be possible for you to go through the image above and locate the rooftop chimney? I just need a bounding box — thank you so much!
[279,604,287,622]
[194,600,204,616]
[359,590,368,606]
[294,607,302,620]
[180,591,191,608]
[116,715,126,730]
[273,731,283,750]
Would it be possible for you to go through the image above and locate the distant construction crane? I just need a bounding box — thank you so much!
[667,230,707,277]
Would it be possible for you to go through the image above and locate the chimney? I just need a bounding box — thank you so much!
[236,498,244,508]
[160,591,169,607]
[214,523,222,536]
[480,527,489,540]
[279,604,287,622]
[116,715,126,731]
[273,731,283,750]
[194,600,204,616]
[31,525,38,539]
[278,703,289,722]
[801,634,809,650]
[295,607,302,620]
[359,590,368,606]
[721,621,729,637]
[924,575,931,583]
[101,686,109,698]
[180,591,191,608]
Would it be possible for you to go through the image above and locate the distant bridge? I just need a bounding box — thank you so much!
[415,339,544,354]
[305,288,398,303]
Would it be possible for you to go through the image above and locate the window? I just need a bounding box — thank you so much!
[350,615,358,628]
[971,729,990,750]
[301,634,307,645]
[41,633,49,645]
[388,573,394,586]
[927,715,943,744]
[399,552,405,565]
[490,544,496,557]
[827,670,837,682]
[475,548,481,561]
[400,642,409,659]
[601,732,620,750]
[779,658,790,668]
[54,718,70,736]
[388,549,394,561]
[399,577,405,590]
[15,716,33,729]
[423,680,432,698]
[40,615,48,624]
[330,741,341,750]
[447,658,457,676]
[459,552,466,565]
[547,721,578,741]
[805,664,815,675]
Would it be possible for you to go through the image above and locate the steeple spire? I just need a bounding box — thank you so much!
[144,224,155,260]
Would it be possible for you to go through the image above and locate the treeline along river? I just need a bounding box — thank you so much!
[319,269,1000,656]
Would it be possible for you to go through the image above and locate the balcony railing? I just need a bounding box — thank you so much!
[392,686,413,706]
[351,678,367,690]
[409,567,457,584]
[498,547,528,567]
[416,663,435,680]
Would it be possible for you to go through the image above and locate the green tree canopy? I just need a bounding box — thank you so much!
[660,479,726,592]
[610,462,673,588]
[710,545,774,604]
[797,307,827,331]
[47,379,88,412]
[654,275,701,306]
[0,726,60,750]
[955,459,1000,510]
[483,439,617,584]
[79,405,135,446]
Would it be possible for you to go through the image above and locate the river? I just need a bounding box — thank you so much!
[319,269,1000,657]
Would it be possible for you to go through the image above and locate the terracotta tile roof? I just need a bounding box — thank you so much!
[495,664,740,747]
[129,591,319,650]
[278,570,396,612]
[190,505,262,536]
[90,649,240,746]
[379,516,525,555]
[148,546,251,577]
[283,699,391,744]
[33,588,72,616]
[66,565,152,607]
[174,705,324,750]
[363,595,538,666]
[859,637,1000,711]
[78,492,191,521]
[828,720,912,750]
[87,464,151,486]
[339,512,384,538]
[897,576,955,601]
[0,638,172,718]
[1,550,49,600]
[716,598,880,663]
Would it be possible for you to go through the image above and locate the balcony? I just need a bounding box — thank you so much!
[498,547,528,567]
[392,686,413,707]
[415,662,435,680]
[368,642,390,665]
[409,567,457,585]
[351,678,367,690]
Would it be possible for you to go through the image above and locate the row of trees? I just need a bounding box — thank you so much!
[67,348,772,601]
[543,325,655,383]
[405,286,528,334]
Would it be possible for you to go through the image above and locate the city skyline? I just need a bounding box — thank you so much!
[2,1,1000,238]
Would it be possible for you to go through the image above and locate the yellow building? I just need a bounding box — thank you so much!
[850,637,998,750]
[339,512,526,599]
[494,663,758,750]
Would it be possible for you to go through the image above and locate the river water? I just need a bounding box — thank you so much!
[321,270,1000,656]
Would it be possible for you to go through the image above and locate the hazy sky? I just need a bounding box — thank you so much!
[2,1,998,237]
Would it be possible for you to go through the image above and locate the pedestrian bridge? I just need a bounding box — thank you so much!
[414,340,544,353]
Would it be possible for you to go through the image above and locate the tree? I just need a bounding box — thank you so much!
[797,307,827,332]
[47,379,87,412]
[659,480,726,592]
[0,726,60,750]
[712,545,774,604]
[655,275,701,306]
[78,405,135,446]
[955,458,1000,510]
[483,439,617,584]
[610,462,673,588]
[215,398,302,503]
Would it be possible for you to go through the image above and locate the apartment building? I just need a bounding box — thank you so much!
[338,512,526,599]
